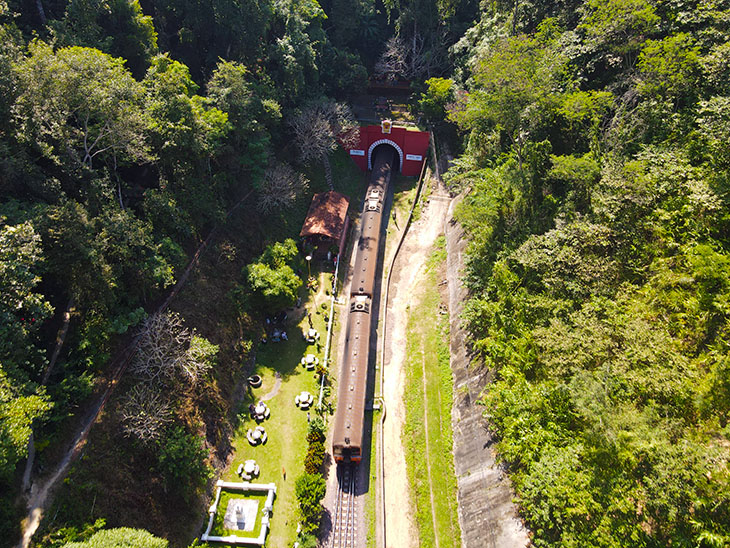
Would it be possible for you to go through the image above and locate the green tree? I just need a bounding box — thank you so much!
[0,371,51,480]
[62,527,168,548]
[147,0,272,79]
[155,426,211,498]
[207,60,281,184]
[39,200,173,319]
[0,221,53,381]
[13,43,150,173]
[51,0,158,77]
[295,472,326,532]
[638,33,700,103]
[143,54,230,230]
[451,22,568,171]
[304,440,325,473]
[578,0,660,69]
[246,257,302,313]
[265,0,325,102]
[144,55,230,170]
[417,77,454,126]
[245,240,303,314]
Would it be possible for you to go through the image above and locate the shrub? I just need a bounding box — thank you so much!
[308,417,326,441]
[60,526,168,547]
[294,473,326,533]
[297,533,318,548]
[156,426,211,499]
[304,441,325,474]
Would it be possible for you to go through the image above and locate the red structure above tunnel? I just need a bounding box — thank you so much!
[345,124,430,177]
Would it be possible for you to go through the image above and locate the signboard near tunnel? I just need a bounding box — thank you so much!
[345,125,430,177]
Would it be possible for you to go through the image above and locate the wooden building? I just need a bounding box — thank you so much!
[300,191,350,257]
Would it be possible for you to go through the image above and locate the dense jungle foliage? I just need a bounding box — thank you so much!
[2,0,729,543]
[445,0,730,546]
[0,0,475,543]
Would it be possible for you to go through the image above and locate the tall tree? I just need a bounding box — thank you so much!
[207,60,281,184]
[0,221,52,480]
[257,162,309,214]
[451,22,569,172]
[289,100,358,189]
[13,43,151,174]
[143,54,230,230]
[50,0,158,77]
[0,221,53,381]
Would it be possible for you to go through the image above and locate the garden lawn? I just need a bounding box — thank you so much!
[221,268,337,547]
[210,490,269,539]
[214,145,368,546]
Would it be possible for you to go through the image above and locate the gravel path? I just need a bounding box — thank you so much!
[260,372,282,401]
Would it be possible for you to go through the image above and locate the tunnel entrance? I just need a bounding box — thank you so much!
[346,125,429,176]
[368,140,402,173]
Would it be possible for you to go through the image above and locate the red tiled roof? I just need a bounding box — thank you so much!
[300,191,350,240]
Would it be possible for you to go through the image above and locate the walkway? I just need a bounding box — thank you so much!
[260,372,282,402]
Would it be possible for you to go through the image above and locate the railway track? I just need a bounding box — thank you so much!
[331,463,358,548]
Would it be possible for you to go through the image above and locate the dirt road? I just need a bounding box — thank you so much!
[381,178,452,548]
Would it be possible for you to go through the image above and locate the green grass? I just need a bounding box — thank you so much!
[210,490,269,539]
[402,237,461,548]
[220,269,338,547]
[387,174,418,234]
[365,408,380,548]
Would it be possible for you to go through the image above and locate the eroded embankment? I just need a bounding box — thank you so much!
[444,195,530,548]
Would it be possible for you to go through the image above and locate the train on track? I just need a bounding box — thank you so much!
[332,148,396,464]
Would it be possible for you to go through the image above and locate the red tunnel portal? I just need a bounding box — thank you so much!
[345,125,430,177]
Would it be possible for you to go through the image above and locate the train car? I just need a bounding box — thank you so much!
[332,147,395,463]
[332,295,372,463]
[350,149,395,297]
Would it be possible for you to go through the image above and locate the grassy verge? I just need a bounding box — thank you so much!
[365,408,380,548]
[385,174,418,244]
[402,236,460,548]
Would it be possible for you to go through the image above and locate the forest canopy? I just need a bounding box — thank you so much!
[1,0,729,545]
[446,0,730,546]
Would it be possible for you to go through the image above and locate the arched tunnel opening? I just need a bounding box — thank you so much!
[370,143,401,173]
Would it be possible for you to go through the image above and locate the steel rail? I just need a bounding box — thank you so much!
[332,463,357,548]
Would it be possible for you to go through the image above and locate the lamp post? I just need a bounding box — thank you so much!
[305,255,312,281]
